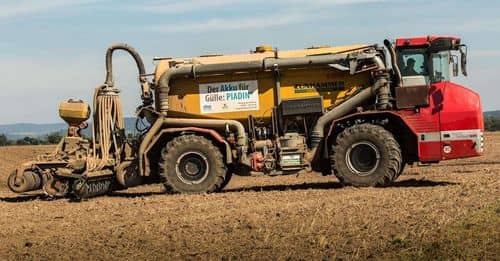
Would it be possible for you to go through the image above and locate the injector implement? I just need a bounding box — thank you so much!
[8,36,483,198]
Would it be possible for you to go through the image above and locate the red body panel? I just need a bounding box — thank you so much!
[437,82,484,160]
[395,82,484,161]
[438,82,483,132]
[329,81,484,163]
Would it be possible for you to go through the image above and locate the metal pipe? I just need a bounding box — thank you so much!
[138,117,164,175]
[311,55,387,141]
[263,53,351,69]
[163,118,247,147]
[384,39,402,87]
[313,79,386,139]
[272,65,282,106]
[193,60,262,74]
[157,66,191,115]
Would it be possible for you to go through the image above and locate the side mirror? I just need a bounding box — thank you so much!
[459,45,468,76]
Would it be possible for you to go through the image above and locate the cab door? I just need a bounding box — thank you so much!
[396,48,442,162]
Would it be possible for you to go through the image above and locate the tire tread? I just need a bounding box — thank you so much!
[331,124,402,187]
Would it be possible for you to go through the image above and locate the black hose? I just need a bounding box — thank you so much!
[105,44,146,86]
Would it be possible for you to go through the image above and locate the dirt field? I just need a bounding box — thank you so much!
[0,133,498,260]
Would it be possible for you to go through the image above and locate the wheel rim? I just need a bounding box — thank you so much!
[345,141,380,176]
[176,151,209,184]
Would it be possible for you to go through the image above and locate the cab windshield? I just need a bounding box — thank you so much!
[397,48,452,83]
[397,48,428,77]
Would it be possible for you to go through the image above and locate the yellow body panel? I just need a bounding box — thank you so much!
[166,68,371,121]
[154,44,373,122]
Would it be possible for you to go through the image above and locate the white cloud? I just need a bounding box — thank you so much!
[143,0,384,32]
[133,0,383,14]
[149,12,309,32]
[0,0,100,20]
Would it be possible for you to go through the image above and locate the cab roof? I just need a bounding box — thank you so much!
[395,36,461,47]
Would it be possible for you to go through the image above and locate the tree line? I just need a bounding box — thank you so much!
[485,117,500,131]
[0,132,63,146]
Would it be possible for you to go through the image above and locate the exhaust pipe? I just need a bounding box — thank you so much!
[384,39,402,88]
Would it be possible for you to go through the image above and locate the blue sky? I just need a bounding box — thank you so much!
[0,0,498,124]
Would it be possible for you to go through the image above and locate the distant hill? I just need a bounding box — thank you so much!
[0,117,139,140]
[484,110,500,118]
[0,123,66,140]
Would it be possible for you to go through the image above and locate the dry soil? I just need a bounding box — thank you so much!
[0,133,498,260]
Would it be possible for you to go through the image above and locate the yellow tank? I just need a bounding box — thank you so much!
[59,99,90,126]
[153,44,373,122]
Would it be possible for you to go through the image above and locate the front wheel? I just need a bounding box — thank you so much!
[159,135,226,193]
[331,124,402,187]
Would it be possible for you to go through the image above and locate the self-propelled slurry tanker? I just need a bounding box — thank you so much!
[8,36,483,198]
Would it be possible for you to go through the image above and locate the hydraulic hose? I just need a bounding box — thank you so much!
[88,44,149,171]
[105,44,146,87]
[104,44,152,102]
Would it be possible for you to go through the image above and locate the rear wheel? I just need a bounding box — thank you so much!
[331,124,402,187]
[159,135,226,193]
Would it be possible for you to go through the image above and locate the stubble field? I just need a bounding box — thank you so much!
[0,133,498,260]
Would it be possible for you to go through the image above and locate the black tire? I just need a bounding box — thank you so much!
[220,168,233,190]
[393,161,406,181]
[331,124,402,187]
[159,135,226,193]
[116,161,143,188]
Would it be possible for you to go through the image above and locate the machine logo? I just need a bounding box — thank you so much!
[294,81,345,93]
[443,145,452,154]
[202,104,212,112]
[199,80,259,114]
